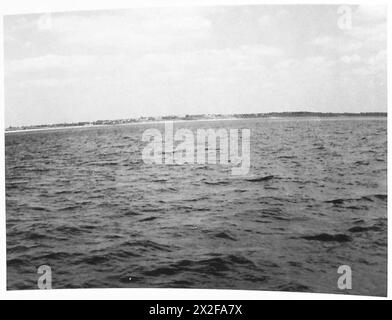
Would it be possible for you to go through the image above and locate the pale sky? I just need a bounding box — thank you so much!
[4,5,387,127]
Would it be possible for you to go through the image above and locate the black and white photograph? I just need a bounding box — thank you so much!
[3,3,388,297]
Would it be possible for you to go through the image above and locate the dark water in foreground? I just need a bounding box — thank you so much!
[5,118,387,295]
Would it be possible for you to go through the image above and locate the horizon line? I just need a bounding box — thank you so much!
[6,111,387,130]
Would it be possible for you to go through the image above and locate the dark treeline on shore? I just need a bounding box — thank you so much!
[6,111,387,132]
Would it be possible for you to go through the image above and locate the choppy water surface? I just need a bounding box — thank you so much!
[6,118,387,295]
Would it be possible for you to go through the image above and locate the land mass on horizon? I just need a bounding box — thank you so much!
[5,111,387,132]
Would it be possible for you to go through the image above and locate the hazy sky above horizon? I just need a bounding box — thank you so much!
[4,5,387,127]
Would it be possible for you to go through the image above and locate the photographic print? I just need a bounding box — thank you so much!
[4,4,387,296]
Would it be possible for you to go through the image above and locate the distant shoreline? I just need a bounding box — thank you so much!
[5,112,387,134]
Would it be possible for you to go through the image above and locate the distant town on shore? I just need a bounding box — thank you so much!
[6,111,387,132]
